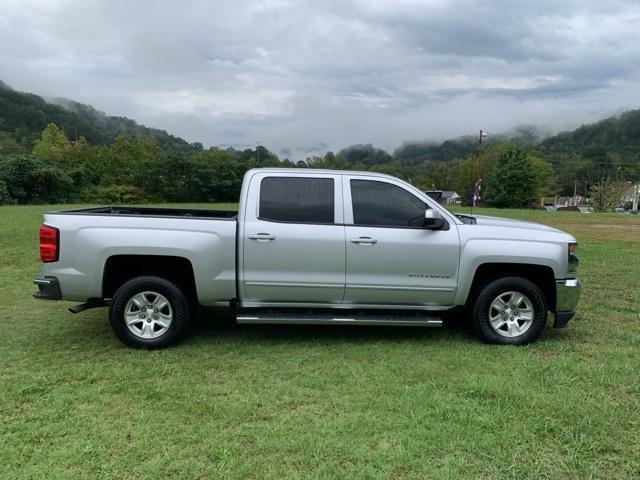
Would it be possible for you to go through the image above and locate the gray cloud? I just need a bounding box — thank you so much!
[1,0,639,159]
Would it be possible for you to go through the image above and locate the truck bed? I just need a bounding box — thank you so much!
[49,206,238,220]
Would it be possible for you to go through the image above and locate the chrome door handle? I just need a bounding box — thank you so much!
[248,233,275,241]
[350,236,377,245]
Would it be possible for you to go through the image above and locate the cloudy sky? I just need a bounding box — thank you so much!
[1,0,639,158]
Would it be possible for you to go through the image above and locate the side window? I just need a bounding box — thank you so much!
[351,179,426,227]
[260,177,335,224]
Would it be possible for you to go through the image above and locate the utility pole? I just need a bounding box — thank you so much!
[472,129,487,209]
[256,141,261,166]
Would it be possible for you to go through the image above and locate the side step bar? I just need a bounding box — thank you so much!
[236,311,443,327]
[69,298,108,314]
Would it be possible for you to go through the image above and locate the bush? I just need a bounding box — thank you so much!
[84,185,147,204]
[0,180,10,204]
[0,154,74,203]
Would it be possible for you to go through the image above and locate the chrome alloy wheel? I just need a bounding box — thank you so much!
[124,291,173,339]
[488,291,534,338]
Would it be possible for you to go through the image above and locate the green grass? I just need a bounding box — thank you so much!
[1,204,639,479]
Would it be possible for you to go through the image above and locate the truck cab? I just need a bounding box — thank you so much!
[239,169,460,307]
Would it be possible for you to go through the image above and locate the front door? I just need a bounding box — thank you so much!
[241,172,346,304]
[343,176,460,306]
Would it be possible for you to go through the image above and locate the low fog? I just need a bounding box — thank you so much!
[1,0,639,158]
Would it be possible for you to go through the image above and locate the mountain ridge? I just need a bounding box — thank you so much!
[1,79,639,166]
[0,80,195,155]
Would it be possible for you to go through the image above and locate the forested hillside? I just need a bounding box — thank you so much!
[0,79,638,210]
[0,81,194,155]
[538,110,640,192]
[541,110,640,157]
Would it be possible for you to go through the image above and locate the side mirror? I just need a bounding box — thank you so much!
[424,209,445,230]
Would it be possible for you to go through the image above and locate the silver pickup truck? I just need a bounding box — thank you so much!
[33,168,581,348]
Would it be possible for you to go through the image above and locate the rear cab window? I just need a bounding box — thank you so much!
[259,177,335,224]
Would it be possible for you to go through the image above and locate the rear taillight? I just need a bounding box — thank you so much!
[39,225,59,263]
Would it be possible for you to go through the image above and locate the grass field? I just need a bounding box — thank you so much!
[1,204,639,479]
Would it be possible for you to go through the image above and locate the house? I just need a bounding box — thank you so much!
[426,190,461,205]
[441,191,461,205]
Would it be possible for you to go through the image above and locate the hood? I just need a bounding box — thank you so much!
[471,215,565,234]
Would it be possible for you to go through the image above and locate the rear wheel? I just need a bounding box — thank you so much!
[109,276,192,348]
[471,276,547,345]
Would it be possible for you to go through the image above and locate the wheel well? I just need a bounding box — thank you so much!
[467,263,556,310]
[102,255,197,302]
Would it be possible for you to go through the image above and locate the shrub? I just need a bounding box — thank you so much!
[0,180,10,204]
[0,154,74,203]
[84,185,147,204]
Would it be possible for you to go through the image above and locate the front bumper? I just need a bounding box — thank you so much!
[553,278,581,328]
[33,274,62,300]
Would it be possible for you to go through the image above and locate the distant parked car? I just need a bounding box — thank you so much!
[557,206,580,212]
[577,207,594,214]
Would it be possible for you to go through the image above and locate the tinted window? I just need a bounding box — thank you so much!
[260,177,334,223]
[351,179,425,227]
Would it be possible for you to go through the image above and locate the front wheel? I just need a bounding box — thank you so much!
[471,276,547,345]
[109,276,192,348]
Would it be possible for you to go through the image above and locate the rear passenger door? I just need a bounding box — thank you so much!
[240,172,346,304]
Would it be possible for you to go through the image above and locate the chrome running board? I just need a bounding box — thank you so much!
[236,310,443,327]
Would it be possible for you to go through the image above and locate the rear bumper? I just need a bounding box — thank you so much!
[33,275,62,300]
[553,278,581,328]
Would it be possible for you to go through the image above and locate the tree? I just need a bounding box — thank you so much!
[307,151,348,170]
[32,123,71,164]
[484,147,537,207]
[553,153,593,196]
[93,135,166,193]
[429,161,460,191]
[529,155,554,199]
[186,148,244,202]
[589,177,627,211]
[338,144,391,167]
[369,160,407,179]
[455,142,509,204]
[0,131,27,154]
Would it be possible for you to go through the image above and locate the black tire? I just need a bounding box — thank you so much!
[109,276,192,348]
[470,276,547,345]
